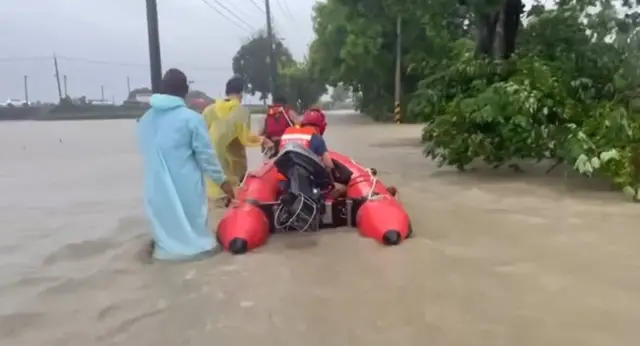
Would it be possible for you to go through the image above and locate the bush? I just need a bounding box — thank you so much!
[411,4,640,200]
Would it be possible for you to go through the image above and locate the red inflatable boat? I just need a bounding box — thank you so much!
[216,145,412,254]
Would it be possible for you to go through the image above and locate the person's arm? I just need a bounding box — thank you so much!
[314,137,343,190]
[188,115,234,198]
[235,106,264,147]
[309,134,335,173]
[321,152,335,173]
[289,110,302,126]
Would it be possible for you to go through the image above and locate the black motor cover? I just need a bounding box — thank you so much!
[273,143,332,192]
[274,143,332,219]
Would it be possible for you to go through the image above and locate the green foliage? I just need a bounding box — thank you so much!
[308,0,396,118]
[232,30,295,101]
[308,0,640,200]
[233,29,326,111]
[418,1,640,200]
[308,0,469,120]
[279,61,327,111]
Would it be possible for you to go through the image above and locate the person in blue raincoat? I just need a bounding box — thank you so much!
[137,68,235,260]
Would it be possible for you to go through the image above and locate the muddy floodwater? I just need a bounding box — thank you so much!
[1,112,639,346]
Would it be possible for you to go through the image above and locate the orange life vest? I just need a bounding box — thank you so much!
[276,127,316,181]
[278,126,315,150]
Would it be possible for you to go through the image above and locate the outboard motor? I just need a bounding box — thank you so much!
[273,143,332,232]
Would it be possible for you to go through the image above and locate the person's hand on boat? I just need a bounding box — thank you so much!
[329,182,347,199]
[260,137,274,148]
[219,180,235,201]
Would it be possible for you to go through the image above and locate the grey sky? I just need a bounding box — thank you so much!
[0,0,316,103]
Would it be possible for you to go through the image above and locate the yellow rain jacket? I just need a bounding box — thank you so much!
[202,98,262,200]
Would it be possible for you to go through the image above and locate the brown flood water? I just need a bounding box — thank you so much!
[0,111,639,346]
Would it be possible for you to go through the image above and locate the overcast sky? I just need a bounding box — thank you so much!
[0,0,316,103]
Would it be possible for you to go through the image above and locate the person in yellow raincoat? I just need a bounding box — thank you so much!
[202,76,273,205]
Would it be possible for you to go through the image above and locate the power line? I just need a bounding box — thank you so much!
[269,0,299,44]
[58,56,147,67]
[275,0,295,23]
[248,0,264,12]
[58,56,231,71]
[0,56,50,62]
[227,1,263,24]
[0,55,230,71]
[197,0,256,33]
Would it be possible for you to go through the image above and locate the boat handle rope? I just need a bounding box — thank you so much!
[349,159,385,201]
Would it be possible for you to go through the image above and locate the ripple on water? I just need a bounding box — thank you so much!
[41,238,117,266]
[2,117,640,346]
[0,312,46,339]
[96,305,166,343]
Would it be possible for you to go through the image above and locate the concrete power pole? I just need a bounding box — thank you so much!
[101,85,105,101]
[23,75,29,104]
[63,75,68,97]
[265,0,278,101]
[127,76,131,94]
[53,53,63,101]
[145,0,163,93]
[393,16,402,124]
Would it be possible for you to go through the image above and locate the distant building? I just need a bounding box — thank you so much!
[135,93,152,104]
[3,98,30,106]
[87,99,114,106]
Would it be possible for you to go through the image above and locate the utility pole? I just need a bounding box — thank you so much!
[145,0,163,93]
[393,16,402,124]
[127,76,131,94]
[53,53,63,101]
[265,0,278,101]
[101,85,105,101]
[23,75,29,104]
[63,75,68,97]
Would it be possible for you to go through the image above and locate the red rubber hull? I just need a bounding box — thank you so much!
[329,151,411,245]
[216,151,411,254]
[216,161,278,254]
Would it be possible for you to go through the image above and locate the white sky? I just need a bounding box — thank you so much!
[0,0,316,103]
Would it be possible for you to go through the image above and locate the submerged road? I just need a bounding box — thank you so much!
[0,112,639,346]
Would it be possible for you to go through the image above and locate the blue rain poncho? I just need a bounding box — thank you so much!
[137,94,227,260]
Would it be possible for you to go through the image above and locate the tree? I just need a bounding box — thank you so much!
[308,0,465,119]
[280,61,327,111]
[417,0,640,199]
[462,0,524,58]
[308,0,396,117]
[232,30,295,101]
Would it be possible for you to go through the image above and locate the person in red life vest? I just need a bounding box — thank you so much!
[277,108,346,199]
[259,96,299,158]
[188,98,211,113]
